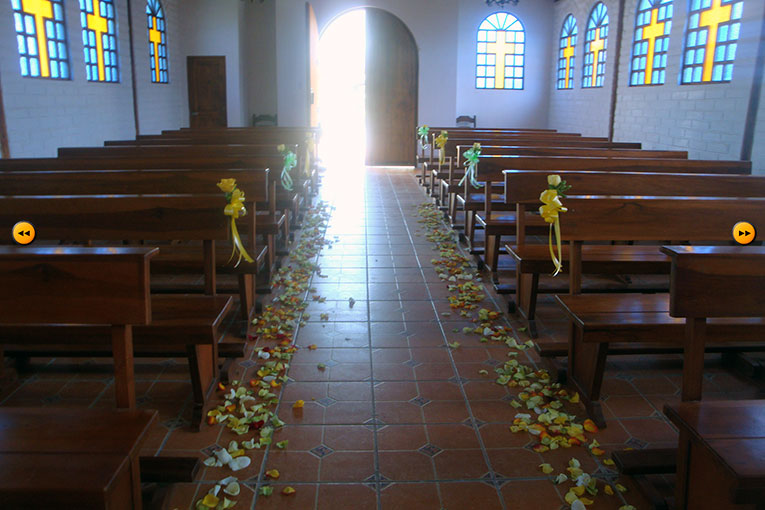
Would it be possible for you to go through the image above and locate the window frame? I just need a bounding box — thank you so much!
[582,2,609,89]
[680,0,743,85]
[557,14,578,90]
[629,0,674,87]
[475,11,526,91]
[11,0,71,80]
[79,0,120,83]
[146,0,169,84]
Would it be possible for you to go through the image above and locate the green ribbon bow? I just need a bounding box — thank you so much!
[459,143,482,188]
[417,125,430,148]
[278,145,297,191]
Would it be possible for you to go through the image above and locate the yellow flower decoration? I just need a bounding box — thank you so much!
[217,179,254,267]
[539,175,569,276]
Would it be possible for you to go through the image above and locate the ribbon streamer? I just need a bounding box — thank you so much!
[417,125,430,149]
[303,135,315,178]
[217,179,255,267]
[539,175,569,277]
[458,143,482,188]
[434,131,448,167]
[277,144,297,191]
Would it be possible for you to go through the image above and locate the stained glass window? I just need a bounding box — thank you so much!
[146,0,168,83]
[681,0,743,84]
[11,0,70,79]
[630,0,673,86]
[476,12,525,90]
[79,0,119,82]
[582,2,608,88]
[557,14,578,90]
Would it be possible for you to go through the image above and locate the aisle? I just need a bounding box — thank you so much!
[247,168,640,510]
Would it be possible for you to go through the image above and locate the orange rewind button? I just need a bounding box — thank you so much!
[12,221,36,245]
[732,221,755,245]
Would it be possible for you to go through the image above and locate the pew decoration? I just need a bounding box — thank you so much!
[434,130,448,166]
[303,135,315,178]
[417,124,430,149]
[416,203,638,510]
[540,174,570,277]
[458,142,483,189]
[277,144,297,191]
[217,178,255,267]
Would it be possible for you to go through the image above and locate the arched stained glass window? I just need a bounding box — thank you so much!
[557,14,578,90]
[582,2,608,88]
[146,0,168,83]
[476,12,525,90]
[79,0,119,82]
[630,0,673,86]
[10,0,70,79]
[681,0,743,84]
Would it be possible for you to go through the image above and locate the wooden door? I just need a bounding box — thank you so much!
[187,56,227,128]
[306,3,320,127]
[365,9,418,166]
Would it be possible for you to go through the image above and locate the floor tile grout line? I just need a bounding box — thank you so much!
[363,179,384,510]
[389,171,508,509]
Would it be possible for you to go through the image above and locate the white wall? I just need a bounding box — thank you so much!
[612,0,765,166]
[180,0,248,127]
[245,0,277,122]
[0,0,136,156]
[133,0,188,134]
[455,0,553,128]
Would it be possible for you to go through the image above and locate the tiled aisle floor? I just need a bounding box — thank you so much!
[1,168,762,510]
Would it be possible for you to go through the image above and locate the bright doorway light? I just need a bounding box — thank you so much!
[318,9,366,196]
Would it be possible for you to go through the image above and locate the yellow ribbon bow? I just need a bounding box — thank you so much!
[217,179,254,267]
[434,131,448,167]
[539,175,569,277]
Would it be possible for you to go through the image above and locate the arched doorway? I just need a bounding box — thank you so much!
[318,8,418,169]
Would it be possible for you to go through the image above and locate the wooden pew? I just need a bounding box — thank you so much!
[0,246,157,409]
[420,134,637,191]
[0,167,280,289]
[55,144,304,231]
[504,171,765,335]
[611,249,765,509]
[466,156,753,276]
[0,408,158,509]
[0,197,248,428]
[0,171,270,316]
[663,399,765,510]
[552,201,765,427]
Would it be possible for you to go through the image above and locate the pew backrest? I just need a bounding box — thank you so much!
[0,246,156,325]
[662,246,765,318]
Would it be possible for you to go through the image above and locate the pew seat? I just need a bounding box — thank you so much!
[509,244,671,275]
[554,292,765,427]
[0,294,235,430]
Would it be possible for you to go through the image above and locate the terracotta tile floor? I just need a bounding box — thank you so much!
[1,168,763,509]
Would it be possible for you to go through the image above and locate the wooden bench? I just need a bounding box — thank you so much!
[55,144,305,231]
[503,171,765,336]
[0,181,268,316]
[555,230,765,427]
[663,400,765,510]
[610,250,765,509]
[0,408,158,509]
[458,156,753,268]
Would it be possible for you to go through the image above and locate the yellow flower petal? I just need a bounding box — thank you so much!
[282,486,296,495]
[539,463,554,474]
[604,485,614,496]
[201,494,220,508]
[265,469,280,479]
[293,400,305,409]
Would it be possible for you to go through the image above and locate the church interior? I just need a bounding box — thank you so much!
[1,0,764,508]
